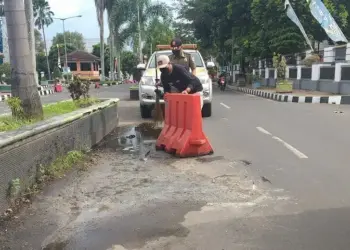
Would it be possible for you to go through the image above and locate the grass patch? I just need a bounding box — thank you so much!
[129,84,138,90]
[42,150,86,179]
[0,98,98,132]
[3,150,87,218]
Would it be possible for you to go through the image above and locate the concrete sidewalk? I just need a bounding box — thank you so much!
[229,85,350,105]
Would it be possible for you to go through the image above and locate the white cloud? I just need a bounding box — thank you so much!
[48,0,90,17]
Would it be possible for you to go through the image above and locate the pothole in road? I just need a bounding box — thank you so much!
[96,122,163,159]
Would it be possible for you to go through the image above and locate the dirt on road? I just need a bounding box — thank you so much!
[0,117,292,250]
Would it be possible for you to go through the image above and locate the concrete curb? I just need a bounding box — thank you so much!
[228,85,350,105]
[0,98,119,149]
[0,89,55,102]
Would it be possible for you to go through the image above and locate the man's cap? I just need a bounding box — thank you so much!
[170,38,182,47]
[157,54,170,68]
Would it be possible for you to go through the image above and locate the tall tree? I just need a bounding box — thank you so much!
[33,0,54,80]
[48,44,76,73]
[142,17,174,56]
[24,0,39,86]
[92,43,110,75]
[52,31,86,50]
[94,0,107,81]
[4,0,43,119]
[130,0,171,54]
[34,29,45,53]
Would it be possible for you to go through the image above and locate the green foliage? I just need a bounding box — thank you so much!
[7,178,21,199]
[142,17,175,57]
[52,31,86,50]
[92,43,110,74]
[0,99,98,132]
[44,151,85,178]
[48,44,75,73]
[36,53,48,79]
[34,29,45,53]
[33,0,54,29]
[179,0,350,66]
[52,66,62,78]
[303,53,321,67]
[0,62,11,77]
[121,51,138,76]
[6,97,25,119]
[273,53,287,80]
[68,75,90,100]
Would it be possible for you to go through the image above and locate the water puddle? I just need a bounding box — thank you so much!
[97,122,162,159]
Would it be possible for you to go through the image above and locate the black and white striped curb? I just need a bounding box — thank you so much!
[229,86,350,105]
[0,94,11,101]
[38,85,51,89]
[0,89,54,102]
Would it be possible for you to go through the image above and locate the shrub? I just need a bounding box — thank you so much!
[6,97,25,119]
[68,75,90,100]
[303,54,321,67]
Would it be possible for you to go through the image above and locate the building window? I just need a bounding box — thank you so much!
[67,62,77,71]
[80,62,91,71]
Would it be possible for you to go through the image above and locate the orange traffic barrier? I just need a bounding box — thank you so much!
[156,93,213,157]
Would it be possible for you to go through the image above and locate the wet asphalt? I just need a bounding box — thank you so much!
[2,85,350,249]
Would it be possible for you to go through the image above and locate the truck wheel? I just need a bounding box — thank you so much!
[140,104,152,118]
[202,103,212,117]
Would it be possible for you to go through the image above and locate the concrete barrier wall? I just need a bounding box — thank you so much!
[339,81,350,94]
[0,99,119,212]
[300,79,317,91]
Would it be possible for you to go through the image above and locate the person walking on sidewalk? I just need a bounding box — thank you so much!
[169,38,197,75]
[157,54,203,109]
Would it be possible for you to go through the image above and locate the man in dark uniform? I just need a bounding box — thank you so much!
[169,38,197,75]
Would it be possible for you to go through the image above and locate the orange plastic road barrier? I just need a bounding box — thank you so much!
[156,93,213,157]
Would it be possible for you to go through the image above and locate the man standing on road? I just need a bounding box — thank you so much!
[169,38,197,75]
[157,54,203,109]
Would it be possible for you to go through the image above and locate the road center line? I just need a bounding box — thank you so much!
[256,126,308,159]
[256,126,272,135]
[220,102,231,109]
[272,136,308,159]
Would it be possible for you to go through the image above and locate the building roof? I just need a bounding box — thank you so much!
[61,50,100,62]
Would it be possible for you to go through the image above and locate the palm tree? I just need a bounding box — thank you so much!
[33,0,53,80]
[4,0,43,119]
[94,0,107,81]
[24,0,39,86]
[107,0,134,80]
[129,0,171,59]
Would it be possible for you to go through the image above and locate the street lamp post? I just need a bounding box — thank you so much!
[53,15,82,70]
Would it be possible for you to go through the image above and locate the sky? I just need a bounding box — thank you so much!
[46,0,173,41]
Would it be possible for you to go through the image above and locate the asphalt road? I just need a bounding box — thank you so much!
[3,85,350,249]
[0,84,131,114]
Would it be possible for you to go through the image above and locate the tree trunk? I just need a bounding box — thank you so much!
[109,34,113,80]
[4,0,43,119]
[100,12,105,81]
[42,25,51,80]
[24,0,39,87]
